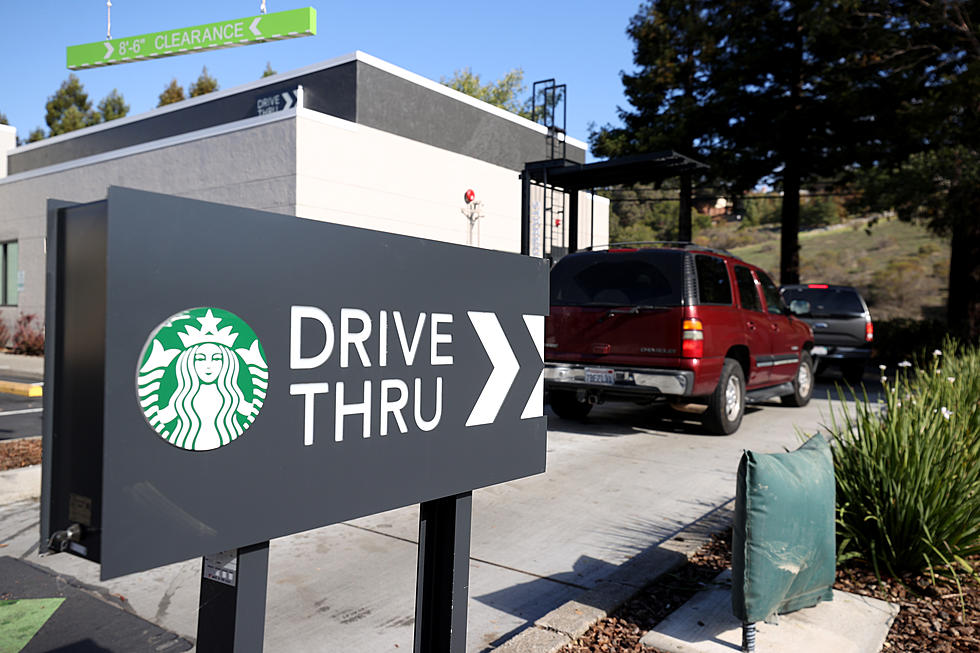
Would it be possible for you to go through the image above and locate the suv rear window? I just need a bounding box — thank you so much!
[550,250,684,307]
[695,254,732,305]
[782,287,865,316]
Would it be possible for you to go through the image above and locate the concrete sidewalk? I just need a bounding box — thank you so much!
[0,395,894,652]
[640,570,898,653]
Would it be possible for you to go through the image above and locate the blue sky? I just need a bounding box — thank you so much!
[0,1,644,155]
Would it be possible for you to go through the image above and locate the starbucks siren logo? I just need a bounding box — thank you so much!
[137,308,268,451]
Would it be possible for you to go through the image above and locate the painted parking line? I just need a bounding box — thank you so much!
[0,407,43,417]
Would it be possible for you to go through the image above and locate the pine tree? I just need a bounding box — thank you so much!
[158,79,186,107]
[45,74,99,136]
[27,127,45,143]
[97,89,129,122]
[188,66,219,97]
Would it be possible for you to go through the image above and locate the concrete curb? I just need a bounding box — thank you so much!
[493,501,735,652]
[0,462,41,503]
[0,379,43,397]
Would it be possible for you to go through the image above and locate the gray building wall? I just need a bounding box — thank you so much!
[0,116,297,323]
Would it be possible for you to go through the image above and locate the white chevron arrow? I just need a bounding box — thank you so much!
[521,315,544,419]
[466,312,519,427]
[250,17,263,38]
[282,91,295,110]
[104,41,114,59]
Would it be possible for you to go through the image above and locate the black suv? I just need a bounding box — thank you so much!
[779,284,872,384]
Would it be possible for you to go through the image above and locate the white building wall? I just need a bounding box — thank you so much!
[0,116,297,323]
[295,109,526,252]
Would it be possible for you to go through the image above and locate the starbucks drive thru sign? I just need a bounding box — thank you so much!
[66,7,316,70]
[42,188,548,581]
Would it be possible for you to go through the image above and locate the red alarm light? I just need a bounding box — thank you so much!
[464,189,476,203]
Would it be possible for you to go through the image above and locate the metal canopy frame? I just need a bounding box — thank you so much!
[520,150,709,256]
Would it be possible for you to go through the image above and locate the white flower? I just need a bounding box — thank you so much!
[947,377,956,383]
[933,349,943,357]
[941,407,953,420]
[881,376,888,384]
[879,364,887,372]
[898,361,912,368]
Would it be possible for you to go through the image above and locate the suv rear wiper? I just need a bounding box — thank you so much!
[599,305,667,322]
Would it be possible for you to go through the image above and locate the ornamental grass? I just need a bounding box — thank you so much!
[827,339,980,584]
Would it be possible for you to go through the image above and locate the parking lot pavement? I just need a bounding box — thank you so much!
[1,384,860,653]
[0,393,42,441]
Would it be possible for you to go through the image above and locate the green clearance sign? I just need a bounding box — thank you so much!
[66,7,316,70]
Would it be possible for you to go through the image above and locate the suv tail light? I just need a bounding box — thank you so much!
[682,318,704,358]
[865,317,874,342]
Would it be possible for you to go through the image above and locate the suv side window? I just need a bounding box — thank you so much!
[756,271,786,315]
[695,255,732,305]
[734,266,762,312]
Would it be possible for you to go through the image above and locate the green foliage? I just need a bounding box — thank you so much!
[158,79,186,107]
[45,74,99,136]
[441,67,531,118]
[188,67,219,98]
[262,62,277,78]
[829,341,980,583]
[0,112,7,125]
[97,89,129,122]
[799,196,844,229]
[26,127,45,143]
[10,314,44,356]
[872,318,948,367]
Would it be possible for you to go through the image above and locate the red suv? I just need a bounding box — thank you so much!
[544,243,815,434]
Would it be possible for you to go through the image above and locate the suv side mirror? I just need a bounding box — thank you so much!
[789,299,811,316]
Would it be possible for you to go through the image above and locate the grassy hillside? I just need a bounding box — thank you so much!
[710,217,951,321]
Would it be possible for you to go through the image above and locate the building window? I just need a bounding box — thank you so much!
[1,241,18,306]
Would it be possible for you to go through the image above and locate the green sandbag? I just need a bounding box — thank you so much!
[731,434,836,623]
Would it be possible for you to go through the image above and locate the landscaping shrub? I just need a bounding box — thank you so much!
[10,314,45,356]
[0,318,10,349]
[828,340,980,582]
[872,317,948,365]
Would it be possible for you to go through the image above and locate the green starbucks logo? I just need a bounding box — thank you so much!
[137,308,268,451]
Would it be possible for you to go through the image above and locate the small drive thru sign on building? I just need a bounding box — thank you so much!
[42,187,548,651]
[66,7,317,69]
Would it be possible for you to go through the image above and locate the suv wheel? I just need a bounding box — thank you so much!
[549,390,593,421]
[705,358,745,435]
[781,351,814,407]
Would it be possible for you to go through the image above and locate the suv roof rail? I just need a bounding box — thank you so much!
[584,241,741,260]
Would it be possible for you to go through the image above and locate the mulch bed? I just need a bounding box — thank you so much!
[0,436,42,471]
[561,529,980,652]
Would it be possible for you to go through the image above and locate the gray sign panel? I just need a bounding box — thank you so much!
[45,187,548,579]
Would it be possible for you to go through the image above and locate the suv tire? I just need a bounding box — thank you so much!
[781,351,814,407]
[549,390,593,421]
[704,358,745,435]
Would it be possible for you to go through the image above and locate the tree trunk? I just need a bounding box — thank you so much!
[780,12,804,287]
[779,167,801,285]
[947,217,980,341]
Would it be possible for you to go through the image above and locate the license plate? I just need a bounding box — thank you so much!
[812,346,828,356]
[585,368,615,385]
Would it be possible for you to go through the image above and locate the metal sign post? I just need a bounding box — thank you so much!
[415,493,472,653]
[42,188,548,651]
[197,542,270,653]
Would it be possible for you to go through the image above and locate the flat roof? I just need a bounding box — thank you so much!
[8,52,587,176]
